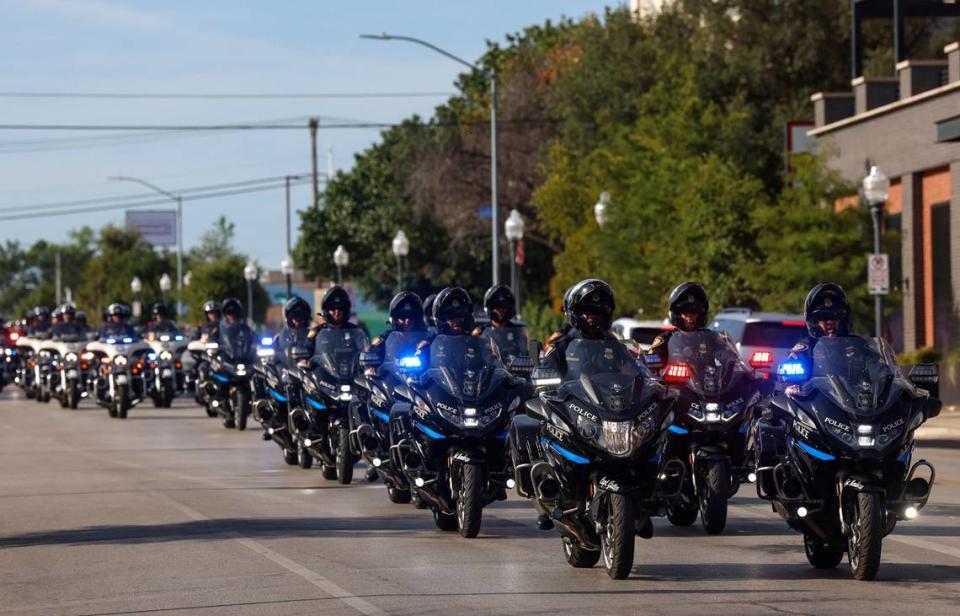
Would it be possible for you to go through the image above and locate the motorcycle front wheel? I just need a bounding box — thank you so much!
[699,460,730,535]
[848,491,883,580]
[336,425,355,485]
[600,492,635,579]
[457,463,484,538]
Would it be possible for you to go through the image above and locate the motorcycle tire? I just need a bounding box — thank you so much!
[67,386,80,409]
[600,492,635,580]
[433,509,458,532]
[116,385,129,419]
[699,461,730,535]
[804,533,844,569]
[108,400,118,418]
[562,535,600,568]
[205,404,217,418]
[152,395,163,408]
[162,380,175,408]
[456,463,484,538]
[57,394,68,408]
[297,443,313,469]
[222,415,236,429]
[234,389,250,431]
[667,499,699,527]
[321,465,338,481]
[283,448,299,466]
[848,491,883,581]
[336,425,355,485]
[387,483,412,504]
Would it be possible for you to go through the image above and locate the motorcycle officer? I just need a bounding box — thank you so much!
[145,303,179,336]
[199,300,222,342]
[788,282,853,363]
[312,286,362,335]
[646,282,709,368]
[98,303,138,340]
[51,304,86,339]
[273,296,314,368]
[364,291,426,371]
[29,306,53,339]
[541,279,619,374]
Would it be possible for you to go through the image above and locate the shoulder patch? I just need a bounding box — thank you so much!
[791,342,808,353]
[371,336,383,346]
[307,329,317,339]
[416,340,430,351]
[471,327,484,336]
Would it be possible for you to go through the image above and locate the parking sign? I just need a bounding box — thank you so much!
[867,254,889,295]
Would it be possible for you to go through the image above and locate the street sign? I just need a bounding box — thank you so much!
[867,253,889,295]
[126,210,177,246]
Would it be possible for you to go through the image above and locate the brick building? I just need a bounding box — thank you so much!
[809,41,960,353]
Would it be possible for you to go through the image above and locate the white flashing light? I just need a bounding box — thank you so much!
[414,477,425,488]
[905,506,918,519]
[506,478,516,489]
[857,424,873,435]
[303,439,312,447]
[372,457,382,467]
[858,436,876,447]
[747,472,757,483]
[797,506,808,518]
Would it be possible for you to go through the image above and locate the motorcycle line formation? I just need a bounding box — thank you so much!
[0,279,943,582]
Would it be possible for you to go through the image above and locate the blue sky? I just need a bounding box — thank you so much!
[0,0,607,272]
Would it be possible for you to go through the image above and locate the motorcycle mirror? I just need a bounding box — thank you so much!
[908,363,940,401]
[524,398,548,420]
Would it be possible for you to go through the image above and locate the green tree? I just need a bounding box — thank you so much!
[182,255,267,326]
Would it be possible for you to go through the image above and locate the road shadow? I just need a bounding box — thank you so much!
[628,561,960,583]
[916,438,960,449]
[0,515,537,548]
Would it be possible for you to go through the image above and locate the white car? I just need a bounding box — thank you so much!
[611,318,674,351]
[708,308,807,378]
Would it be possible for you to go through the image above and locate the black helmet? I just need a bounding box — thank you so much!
[202,300,221,316]
[423,293,438,327]
[32,305,51,319]
[389,291,424,329]
[567,279,615,336]
[433,287,474,335]
[221,297,243,317]
[283,296,311,327]
[58,303,76,318]
[483,284,515,323]
[76,310,87,324]
[320,286,351,324]
[106,303,131,318]
[667,282,709,329]
[151,303,167,318]
[803,282,851,337]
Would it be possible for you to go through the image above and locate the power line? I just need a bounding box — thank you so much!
[0,90,454,100]
[0,118,558,131]
[0,173,314,213]
[0,178,314,222]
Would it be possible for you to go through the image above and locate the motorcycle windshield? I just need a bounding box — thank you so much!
[312,328,367,381]
[425,334,505,403]
[483,326,529,359]
[219,321,254,362]
[811,337,905,416]
[666,330,746,397]
[560,338,653,417]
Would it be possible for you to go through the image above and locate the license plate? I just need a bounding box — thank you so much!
[115,375,128,385]
[161,368,173,377]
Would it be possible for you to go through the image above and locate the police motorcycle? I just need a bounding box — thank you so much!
[144,330,187,407]
[512,339,683,579]
[204,320,256,430]
[654,330,771,534]
[2,325,24,393]
[754,337,940,580]
[252,334,300,465]
[17,335,48,401]
[353,330,431,503]
[86,335,153,418]
[389,333,524,538]
[288,328,366,483]
[187,339,217,417]
[40,334,90,409]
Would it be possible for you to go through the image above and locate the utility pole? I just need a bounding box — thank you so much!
[285,175,292,257]
[309,117,319,208]
[327,144,334,179]
[54,252,62,304]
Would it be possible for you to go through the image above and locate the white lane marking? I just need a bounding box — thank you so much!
[147,490,386,616]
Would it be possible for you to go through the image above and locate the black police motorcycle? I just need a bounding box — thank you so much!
[252,335,300,466]
[512,338,683,578]
[657,330,770,534]
[288,328,365,482]
[205,322,255,430]
[483,325,534,377]
[352,330,431,503]
[390,334,524,538]
[755,337,940,580]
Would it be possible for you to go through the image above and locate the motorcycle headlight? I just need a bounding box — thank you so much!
[236,363,247,375]
[632,412,659,444]
[64,352,78,363]
[576,414,602,441]
[113,355,128,367]
[601,420,634,457]
[703,402,722,423]
[160,351,173,361]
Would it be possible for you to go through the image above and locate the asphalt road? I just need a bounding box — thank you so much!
[2,391,960,616]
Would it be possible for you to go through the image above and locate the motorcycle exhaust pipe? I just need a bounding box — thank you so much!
[536,477,560,500]
[403,451,423,470]
[781,478,803,499]
[254,399,273,422]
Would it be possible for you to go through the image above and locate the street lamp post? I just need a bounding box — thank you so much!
[392,230,409,293]
[863,166,890,337]
[159,273,172,307]
[281,256,294,298]
[361,33,500,287]
[504,209,525,314]
[130,276,142,320]
[333,245,349,286]
[594,191,610,227]
[244,261,257,328]
[109,176,184,318]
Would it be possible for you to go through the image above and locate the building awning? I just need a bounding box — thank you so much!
[936,115,960,142]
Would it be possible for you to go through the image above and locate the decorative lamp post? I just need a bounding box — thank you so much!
[863,166,890,337]
[244,261,257,328]
[159,273,172,306]
[594,191,610,227]
[392,230,410,293]
[333,245,349,286]
[130,276,142,319]
[281,256,294,298]
[504,209,525,314]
